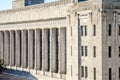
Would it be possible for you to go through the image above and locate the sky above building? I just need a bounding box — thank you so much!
[0,0,57,11]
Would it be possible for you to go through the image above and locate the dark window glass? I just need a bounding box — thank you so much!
[81,46,84,56]
[93,46,96,57]
[119,68,120,79]
[108,24,112,36]
[85,26,87,36]
[94,68,96,80]
[85,66,88,78]
[81,26,83,36]
[81,66,84,77]
[71,65,72,76]
[93,25,96,36]
[118,46,120,57]
[85,46,87,56]
[119,25,120,35]
[109,68,112,80]
[108,46,112,58]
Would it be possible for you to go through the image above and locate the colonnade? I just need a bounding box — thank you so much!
[0,27,66,74]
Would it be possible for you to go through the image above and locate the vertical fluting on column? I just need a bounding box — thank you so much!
[42,29,49,71]
[4,31,10,65]
[28,29,35,69]
[35,29,42,70]
[10,30,15,66]
[58,28,66,74]
[22,30,28,68]
[15,30,21,67]
[0,31,4,60]
[50,28,57,73]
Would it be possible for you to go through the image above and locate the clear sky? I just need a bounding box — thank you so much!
[0,0,57,11]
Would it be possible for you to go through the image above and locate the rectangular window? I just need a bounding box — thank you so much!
[94,68,96,80]
[81,26,83,36]
[108,24,112,36]
[109,68,112,80]
[85,26,87,36]
[108,46,112,58]
[118,46,120,57]
[71,27,72,36]
[85,46,87,56]
[93,25,96,36]
[119,68,120,79]
[71,46,72,56]
[81,46,84,56]
[81,66,84,77]
[93,46,96,57]
[71,65,72,76]
[85,66,88,78]
[81,25,87,36]
[119,25,120,35]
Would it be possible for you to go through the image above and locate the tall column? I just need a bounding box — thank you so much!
[28,29,35,69]
[22,30,28,68]
[4,31,10,65]
[35,29,42,70]
[58,28,66,74]
[15,30,21,67]
[0,31,4,60]
[50,28,57,73]
[42,29,49,71]
[10,30,15,66]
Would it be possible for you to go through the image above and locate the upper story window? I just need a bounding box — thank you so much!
[108,24,112,36]
[25,0,44,6]
[119,25,120,35]
[119,46,120,57]
[81,46,88,57]
[78,0,88,2]
[93,25,96,36]
[108,46,112,58]
[81,25,87,36]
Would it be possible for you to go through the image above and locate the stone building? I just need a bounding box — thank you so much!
[0,0,120,80]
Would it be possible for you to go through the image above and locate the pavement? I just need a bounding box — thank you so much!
[0,73,28,80]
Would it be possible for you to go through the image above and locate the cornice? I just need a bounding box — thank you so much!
[0,17,66,25]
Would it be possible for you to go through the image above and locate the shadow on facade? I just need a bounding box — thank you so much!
[4,69,38,80]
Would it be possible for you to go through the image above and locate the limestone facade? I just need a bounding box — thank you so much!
[0,0,120,80]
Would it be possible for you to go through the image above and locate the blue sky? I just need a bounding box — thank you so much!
[0,0,56,11]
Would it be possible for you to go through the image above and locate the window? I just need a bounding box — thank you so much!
[81,46,84,56]
[108,24,112,36]
[71,65,72,76]
[81,25,87,36]
[108,46,112,58]
[119,68,120,79]
[85,66,88,78]
[118,25,120,35]
[109,68,112,80]
[78,0,87,2]
[93,46,96,57]
[71,27,72,36]
[93,25,96,36]
[28,0,32,5]
[81,26,83,36]
[71,46,72,56]
[94,68,96,80]
[81,46,88,56]
[85,46,88,56]
[118,46,120,57]
[81,66,84,77]
[85,26,87,36]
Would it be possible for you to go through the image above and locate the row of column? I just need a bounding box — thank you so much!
[0,28,66,74]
